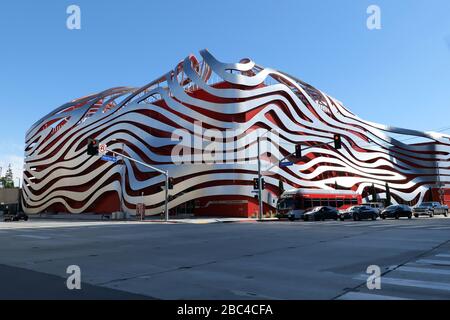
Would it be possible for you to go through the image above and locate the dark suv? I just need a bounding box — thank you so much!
[351,206,379,221]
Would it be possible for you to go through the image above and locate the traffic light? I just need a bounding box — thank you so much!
[87,138,99,156]
[295,144,302,158]
[253,178,259,190]
[334,134,342,150]
[261,178,266,190]
[168,177,174,190]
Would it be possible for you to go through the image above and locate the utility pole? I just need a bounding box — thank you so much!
[106,146,170,222]
[257,137,263,221]
[165,171,169,222]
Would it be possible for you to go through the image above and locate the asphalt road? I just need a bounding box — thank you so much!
[1,217,450,300]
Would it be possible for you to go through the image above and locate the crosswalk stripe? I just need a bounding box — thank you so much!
[417,259,450,266]
[338,292,409,300]
[398,266,450,276]
[354,275,450,292]
[381,277,450,292]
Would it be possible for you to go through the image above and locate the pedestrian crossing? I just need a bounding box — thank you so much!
[338,250,450,300]
[288,219,450,231]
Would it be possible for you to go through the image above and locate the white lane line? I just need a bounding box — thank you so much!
[416,259,450,266]
[436,254,450,258]
[396,225,432,229]
[338,292,409,300]
[354,275,450,292]
[398,266,450,276]
[15,234,51,240]
[367,224,399,228]
[429,227,450,230]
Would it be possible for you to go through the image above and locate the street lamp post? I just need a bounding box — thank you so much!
[257,137,263,221]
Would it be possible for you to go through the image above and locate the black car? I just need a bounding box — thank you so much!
[350,206,379,221]
[339,206,363,221]
[303,206,339,221]
[3,212,29,222]
[380,205,412,219]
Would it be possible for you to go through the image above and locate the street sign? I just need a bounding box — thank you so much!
[280,161,294,168]
[101,155,118,163]
[99,143,107,155]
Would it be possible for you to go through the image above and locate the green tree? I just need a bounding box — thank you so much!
[278,179,285,195]
[2,164,14,188]
[385,182,391,206]
[371,183,377,202]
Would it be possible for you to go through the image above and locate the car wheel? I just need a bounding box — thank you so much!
[24,216,29,221]
[408,214,412,219]
[429,211,434,218]
[340,218,344,222]
[372,215,377,221]
[414,214,419,218]
[444,210,448,217]
[395,214,400,220]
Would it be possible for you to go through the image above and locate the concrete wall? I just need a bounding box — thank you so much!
[0,188,20,205]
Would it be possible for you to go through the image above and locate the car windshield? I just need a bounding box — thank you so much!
[348,206,361,211]
[311,207,322,212]
[386,205,398,209]
[420,202,433,207]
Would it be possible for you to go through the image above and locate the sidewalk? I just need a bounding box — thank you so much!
[29,213,278,225]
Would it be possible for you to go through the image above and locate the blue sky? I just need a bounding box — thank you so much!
[1,0,450,184]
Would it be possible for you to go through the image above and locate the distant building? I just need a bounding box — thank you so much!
[23,50,450,217]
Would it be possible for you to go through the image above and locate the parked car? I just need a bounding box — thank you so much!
[366,202,385,214]
[3,211,29,222]
[350,205,379,221]
[380,205,412,219]
[413,202,448,218]
[287,210,305,221]
[339,206,362,221]
[303,206,339,221]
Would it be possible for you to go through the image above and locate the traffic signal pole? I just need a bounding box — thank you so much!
[105,147,170,222]
[256,134,343,221]
[257,137,263,221]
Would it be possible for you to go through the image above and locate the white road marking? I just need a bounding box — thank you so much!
[436,254,450,258]
[398,266,450,276]
[429,227,450,230]
[367,224,399,228]
[338,292,409,300]
[354,275,450,291]
[416,259,450,266]
[15,234,51,240]
[396,225,431,229]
